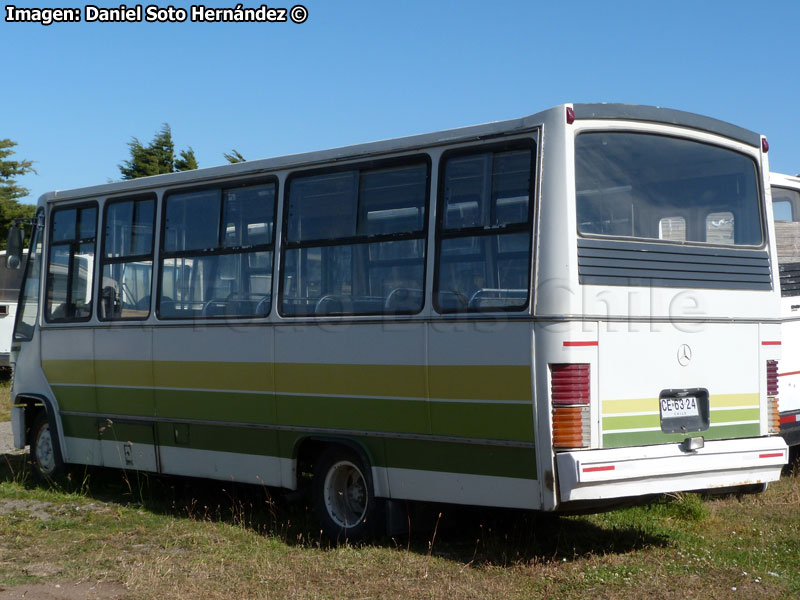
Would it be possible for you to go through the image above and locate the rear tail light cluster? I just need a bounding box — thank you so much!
[767,360,780,434]
[550,364,590,449]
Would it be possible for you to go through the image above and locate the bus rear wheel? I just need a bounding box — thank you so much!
[30,413,64,481]
[313,447,376,541]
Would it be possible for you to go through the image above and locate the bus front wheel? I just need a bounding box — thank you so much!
[313,447,376,541]
[30,413,64,481]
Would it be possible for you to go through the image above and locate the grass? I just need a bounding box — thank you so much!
[0,375,10,422]
[0,451,798,599]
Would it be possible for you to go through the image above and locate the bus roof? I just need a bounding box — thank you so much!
[39,103,763,204]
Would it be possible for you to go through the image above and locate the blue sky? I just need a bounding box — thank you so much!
[2,0,799,204]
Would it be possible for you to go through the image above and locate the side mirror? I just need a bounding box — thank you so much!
[6,225,24,269]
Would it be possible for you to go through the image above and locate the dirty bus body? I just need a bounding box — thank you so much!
[771,172,800,448]
[8,104,787,538]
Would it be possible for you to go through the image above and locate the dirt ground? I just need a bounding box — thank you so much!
[0,581,129,600]
[0,424,130,599]
[0,422,18,456]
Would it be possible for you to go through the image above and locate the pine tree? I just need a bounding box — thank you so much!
[224,149,246,163]
[119,124,198,179]
[0,139,36,248]
[175,147,198,171]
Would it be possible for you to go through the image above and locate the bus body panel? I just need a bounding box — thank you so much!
[8,104,787,518]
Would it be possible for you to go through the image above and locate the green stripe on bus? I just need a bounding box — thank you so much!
[711,408,760,424]
[602,414,660,431]
[62,413,100,439]
[429,401,534,441]
[275,394,427,434]
[59,414,535,479]
[51,385,96,413]
[157,389,275,424]
[53,386,532,442]
[383,438,537,479]
[602,408,761,432]
[156,421,280,456]
[42,360,531,402]
[602,423,761,447]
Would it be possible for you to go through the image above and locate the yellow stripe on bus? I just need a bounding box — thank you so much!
[602,393,759,415]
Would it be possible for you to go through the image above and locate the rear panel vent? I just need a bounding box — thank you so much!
[578,239,772,290]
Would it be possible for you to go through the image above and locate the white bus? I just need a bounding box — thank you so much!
[771,172,800,451]
[7,104,788,539]
[0,250,27,367]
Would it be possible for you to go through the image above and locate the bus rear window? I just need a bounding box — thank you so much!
[575,132,762,247]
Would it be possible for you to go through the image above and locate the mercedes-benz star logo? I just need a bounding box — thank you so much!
[677,344,692,367]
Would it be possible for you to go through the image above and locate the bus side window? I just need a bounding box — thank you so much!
[435,142,536,313]
[100,196,156,320]
[159,182,276,319]
[46,204,97,322]
[281,160,428,317]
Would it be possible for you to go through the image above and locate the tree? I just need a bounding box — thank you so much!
[119,124,198,179]
[224,149,246,163]
[175,147,198,171]
[0,139,36,248]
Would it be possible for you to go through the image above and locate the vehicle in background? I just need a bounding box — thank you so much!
[0,250,26,367]
[770,172,800,452]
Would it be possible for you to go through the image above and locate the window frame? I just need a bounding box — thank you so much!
[44,200,99,324]
[278,154,432,318]
[573,130,767,250]
[98,193,157,322]
[772,186,800,223]
[433,138,538,314]
[156,176,279,321]
[12,208,44,341]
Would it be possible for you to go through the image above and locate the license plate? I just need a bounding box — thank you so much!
[660,396,699,419]
[659,388,710,434]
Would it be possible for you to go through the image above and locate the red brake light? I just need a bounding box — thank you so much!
[767,360,778,396]
[566,106,575,125]
[551,364,590,405]
[762,137,769,153]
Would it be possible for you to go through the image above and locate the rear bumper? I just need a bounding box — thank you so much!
[555,437,788,504]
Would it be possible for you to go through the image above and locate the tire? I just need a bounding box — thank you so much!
[313,446,376,541]
[30,413,64,481]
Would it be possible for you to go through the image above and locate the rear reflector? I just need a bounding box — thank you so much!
[759,452,783,459]
[551,363,591,448]
[583,465,614,473]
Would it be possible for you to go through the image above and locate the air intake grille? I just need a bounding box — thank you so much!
[578,239,772,290]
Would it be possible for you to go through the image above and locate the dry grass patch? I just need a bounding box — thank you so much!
[0,452,797,599]
[0,379,10,422]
